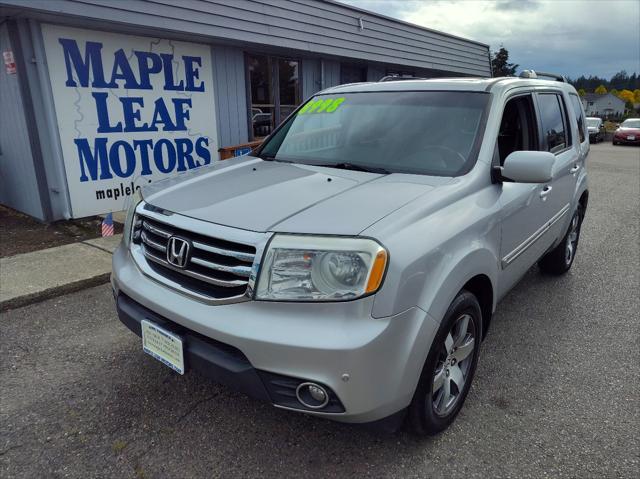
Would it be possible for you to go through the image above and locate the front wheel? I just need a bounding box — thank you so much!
[407,290,482,436]
[538,205,583,275]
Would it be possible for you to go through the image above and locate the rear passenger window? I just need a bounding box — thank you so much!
[569,94,586,143]
[538,94,567,153]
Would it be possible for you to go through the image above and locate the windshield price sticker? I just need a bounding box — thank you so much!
[298,97,345,115]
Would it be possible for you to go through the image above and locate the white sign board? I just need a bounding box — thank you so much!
[42,24,218,217]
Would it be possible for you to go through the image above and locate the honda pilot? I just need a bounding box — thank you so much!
[112,72,589,435]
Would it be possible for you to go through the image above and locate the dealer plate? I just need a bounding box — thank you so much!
[141,319,185,375]
[627,136,635,140]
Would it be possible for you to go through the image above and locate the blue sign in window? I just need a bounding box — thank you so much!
[233,147,252,157]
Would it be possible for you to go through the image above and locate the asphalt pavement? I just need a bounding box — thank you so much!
[1,143,639,478]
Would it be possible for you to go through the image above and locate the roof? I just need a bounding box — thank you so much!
[322,77,579,94]
[582,93,625,103]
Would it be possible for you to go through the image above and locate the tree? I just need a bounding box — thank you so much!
[595,85,607,94]
[610,88,618,96]
[491,47,518,77]
[578,88,586,97]
[618,89,635,103]
[633,89,640,102]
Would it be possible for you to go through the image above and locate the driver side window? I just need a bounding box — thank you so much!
[496,94,539,165]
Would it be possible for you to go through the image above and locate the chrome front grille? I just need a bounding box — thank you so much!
[132,212,258,302]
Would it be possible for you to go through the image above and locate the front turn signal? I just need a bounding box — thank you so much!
[365,249,388,293]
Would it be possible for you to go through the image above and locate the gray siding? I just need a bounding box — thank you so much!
[322,60,340,89]
[211,45,249,147]
[1,0,490,76]
[0,22,43,219]
[302,58,321,100]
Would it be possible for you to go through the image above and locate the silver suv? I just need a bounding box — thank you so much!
[112,74,589,435]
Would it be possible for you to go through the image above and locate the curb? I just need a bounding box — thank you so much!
[0,273,112,312]
[0,235,121,313]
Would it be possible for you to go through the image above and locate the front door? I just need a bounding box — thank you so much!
[495,91,576,297]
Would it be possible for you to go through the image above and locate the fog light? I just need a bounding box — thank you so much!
[296,382,329,409]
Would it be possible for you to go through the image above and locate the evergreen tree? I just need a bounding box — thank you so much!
[491,47,518,77]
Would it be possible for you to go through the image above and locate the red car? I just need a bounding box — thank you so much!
[613,118,640,145]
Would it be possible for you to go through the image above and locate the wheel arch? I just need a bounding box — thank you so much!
[579,189,589,213]
[422,248,498,339]
[461,274,494,339]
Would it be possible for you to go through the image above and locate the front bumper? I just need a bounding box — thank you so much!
[111,244,439,424]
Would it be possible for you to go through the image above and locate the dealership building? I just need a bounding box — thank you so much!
[0,0,491,221]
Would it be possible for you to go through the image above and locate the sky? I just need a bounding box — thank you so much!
[337,0,640,80]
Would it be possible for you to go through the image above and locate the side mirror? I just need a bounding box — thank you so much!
[500,151,555,183]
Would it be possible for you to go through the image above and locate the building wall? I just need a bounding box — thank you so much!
[322,60,341,89]
[0,21,44,219]
[0,0,490,76]
[212,45,249,147]
[302,58,321,100]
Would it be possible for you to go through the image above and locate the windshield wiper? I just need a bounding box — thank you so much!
[316,162,391,174]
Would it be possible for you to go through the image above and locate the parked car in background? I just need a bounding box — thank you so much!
[586,117,605,143]
[613,118,640,145]
[112,74,589,436]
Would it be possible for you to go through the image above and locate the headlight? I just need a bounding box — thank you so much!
[255,235,388,301]
[122,189,143,247]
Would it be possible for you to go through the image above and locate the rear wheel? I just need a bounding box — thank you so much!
[538,205,583,275]
[407,290,481,436]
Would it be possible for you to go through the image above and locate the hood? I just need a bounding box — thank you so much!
[143,156,442,235]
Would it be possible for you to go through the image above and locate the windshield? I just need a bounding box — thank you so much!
[586,119,601,128]
[258,91,490,176]
[621,119,640,128]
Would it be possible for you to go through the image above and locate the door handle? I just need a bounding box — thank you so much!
[540,185,552,199]
[570,164,580,174]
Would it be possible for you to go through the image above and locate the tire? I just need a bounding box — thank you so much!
[407,290,482,436]
[538,204,583,275]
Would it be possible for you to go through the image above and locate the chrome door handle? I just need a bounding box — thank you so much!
[570,164,580,173]
[540,186,552,199]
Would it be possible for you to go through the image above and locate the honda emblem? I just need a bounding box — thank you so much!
[166,236,190,268]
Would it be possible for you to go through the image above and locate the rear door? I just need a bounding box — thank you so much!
[533,91,578,243]
[569,93,589,164]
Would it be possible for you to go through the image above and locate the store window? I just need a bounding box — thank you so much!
[247,54,300,140]
[340,63,367,84]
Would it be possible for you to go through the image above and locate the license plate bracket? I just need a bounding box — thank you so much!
[141,319,185,375]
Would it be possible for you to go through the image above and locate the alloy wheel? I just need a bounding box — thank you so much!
[431,313,476,416]
[565,212,580,265]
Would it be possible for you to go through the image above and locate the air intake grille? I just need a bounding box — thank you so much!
[132,214,256,301]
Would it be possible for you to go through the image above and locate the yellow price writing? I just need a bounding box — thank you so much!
[298,97,345,115]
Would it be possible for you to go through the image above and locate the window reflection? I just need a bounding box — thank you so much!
[248,55,300,140]
[248,54,275,139]
[278,59,300,120]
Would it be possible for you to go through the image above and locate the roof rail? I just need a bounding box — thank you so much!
[379,75,428,82]
[519,70,567,82]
